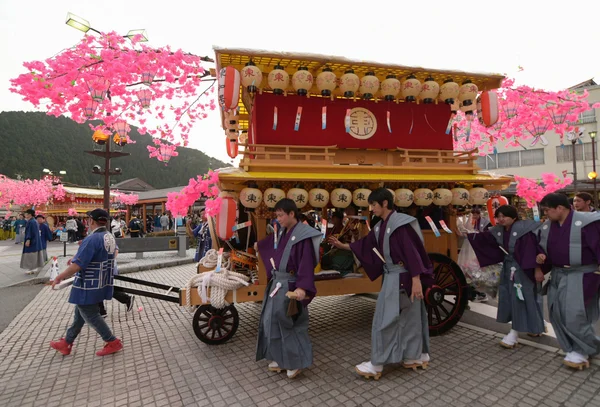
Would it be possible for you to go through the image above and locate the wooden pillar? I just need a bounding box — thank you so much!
[142,204,147,233]
[161,202,165,215]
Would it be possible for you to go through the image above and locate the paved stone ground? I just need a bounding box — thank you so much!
[1,264,600,407]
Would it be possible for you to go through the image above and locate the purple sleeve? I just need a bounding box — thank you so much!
[514,232,540,271]
[390,226,432,278]
[349,230,384,281]
[582,221,600,263]
[288,238,317,299]
[467,231,504,267]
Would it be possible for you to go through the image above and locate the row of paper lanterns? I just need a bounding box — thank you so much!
[236,61,478,110]
[238,184,490,210]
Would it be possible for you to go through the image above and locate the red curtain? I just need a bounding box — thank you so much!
[250,92,454,150]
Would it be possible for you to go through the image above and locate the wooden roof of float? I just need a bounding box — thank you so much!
[214,46,506,131]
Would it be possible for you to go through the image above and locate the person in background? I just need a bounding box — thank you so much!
[50,209,123,357]
[537,193,600,370]
[36,214,53,262]
[20,209,44,275]
[128,214,143,238]
[65,217,78,243]
[111,215,123,238]
[573,192,596,213]
[154,213,162,232]
[189,210,212,262]
[75,217,85,241]
[471,208,491,232]
[14,214,26,244]
[160,212,169,232]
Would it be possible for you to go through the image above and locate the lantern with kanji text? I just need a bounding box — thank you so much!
[267,64,289,95]
[292,67,313,96]
[433,187,452,206]
[352,187,371,208]
[331,186,352,208]
[264,186,286,209]
[316,68,337,97]
[469,185,489,206]
[240,183,262,211]
[240,61,262,93]
[381,74,401,102]
[402,75,421,102]
[359,72,379,100]
[308,186,329,208]
[419,76,439,104]
[339,69,359,98]
[451,187,470,206]
[287,184,309,209]
[440,78,459,105]
[414,187,434,206]
[394,188,414,208]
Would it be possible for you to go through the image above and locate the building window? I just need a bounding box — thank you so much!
[520,149,545,166]
[475,156,487,170]
[497,151,520,168]
[556,142,596,163]
[580,109,596,124]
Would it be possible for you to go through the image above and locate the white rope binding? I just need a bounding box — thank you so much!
[186,250,249,311]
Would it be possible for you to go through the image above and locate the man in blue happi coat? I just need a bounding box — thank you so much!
[50,209,123,357]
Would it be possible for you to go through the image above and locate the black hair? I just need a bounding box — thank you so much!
[471,208,481,215]
[494,205,518,220]
[25,209,35,216]
[368,188,394,210]
[575,192,593,203]
[540,193,570,210]
[274,198,299,219]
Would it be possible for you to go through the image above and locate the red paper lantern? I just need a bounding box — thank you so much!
[226,138,238,159]
[487,195,509,225]
[477,91,499,127]
[216,195,237,240]
[218,66,240,111]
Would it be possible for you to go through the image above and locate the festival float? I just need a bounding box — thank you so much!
[163,47,514,344]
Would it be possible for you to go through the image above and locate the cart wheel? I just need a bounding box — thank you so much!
[192,304,239,345]
[426,253,469,336]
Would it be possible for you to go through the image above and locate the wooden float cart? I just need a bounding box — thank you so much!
[178,47,512,344]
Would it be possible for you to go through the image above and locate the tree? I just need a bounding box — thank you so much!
[9,32,216,161]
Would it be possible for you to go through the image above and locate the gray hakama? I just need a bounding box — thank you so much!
[539,211,600,356]
[350,212,433,365]
[20,251,45,271]
[256,223,321,370]
[469,221,545,334]
[20,219,44,272]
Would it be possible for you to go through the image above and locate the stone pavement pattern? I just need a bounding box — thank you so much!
[1,264,600,407]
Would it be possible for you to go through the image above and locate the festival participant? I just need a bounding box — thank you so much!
[573,192,596,212]
[467,205,545,348]
[256,198,321,379]
[329,188,434,379]
[49,209,123,357]
[537,193,600,370]
[36,214,53,262]
[20,209,44,275]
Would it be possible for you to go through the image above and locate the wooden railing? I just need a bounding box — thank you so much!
[240,144,336,164]
[395,148,477,167]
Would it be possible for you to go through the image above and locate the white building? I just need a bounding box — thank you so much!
[475,79,599,197]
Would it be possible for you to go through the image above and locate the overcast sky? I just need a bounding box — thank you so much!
[1,0,599,165]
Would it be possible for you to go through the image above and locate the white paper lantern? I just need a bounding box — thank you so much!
[402,74,422,102]
[381,74,401,101]
[287,185,309,209]
[308,187,329,208]
[263,186,286,209]
[440,79,459,105]
[359,72,380,100]
[240,61,262,93]
[316,68,337,97]
[459,80,478,113]
[394,188,414,208]
[267,64,289,95]
[352,187,371,208]
[239,184,263,210]
[413,187,434,206]
[339,69,359,98]
[451,187,470,206]
[419,76,440,104]
[331,187,352,208]
[469,186,489,206]
[292,66,313,96]
[432,188,453,206]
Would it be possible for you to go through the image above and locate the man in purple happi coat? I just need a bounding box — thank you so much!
[256,198,321,379]
[330,188,434,379]
[537,193,600,370]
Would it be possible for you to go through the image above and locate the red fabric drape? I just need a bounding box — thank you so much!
[251,92,454,150]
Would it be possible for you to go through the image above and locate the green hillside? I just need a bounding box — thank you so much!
[0,111,226,188]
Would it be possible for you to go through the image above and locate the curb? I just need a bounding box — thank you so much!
[5,257,196,288]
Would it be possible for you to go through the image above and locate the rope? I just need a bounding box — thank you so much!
[199,249,231,269]
[185,264,250,311]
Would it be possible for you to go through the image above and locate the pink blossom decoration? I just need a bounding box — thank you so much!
[514,173,573,208]
[166,170,221,217]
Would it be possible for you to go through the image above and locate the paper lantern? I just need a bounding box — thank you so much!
[413,187,434,206]
[292,67,313,96]
[240,61,262,93]
[451,187,470,206]
[308,186,329,208]
[287,184,309,209]
[459,80,478,114]
[224,111,239,141]
[267,64,289,95]
[263,186,286,209]
[339,69,359,98]
[316,68,337,97]
[226,138,238,159]
[84,100,99,118]
[215,195,237,240]
[394,188,414,208]
[87,78,110,102]
[359,72,380,100]
[547,103,567,125]
[432,187,452,206]
[218,66,240,111]
[402,75,421,102]
[331,187,352,208]
[113,121,130,138]
[486,194,509,225]
[502,99,518,119]
[136,89,152,108]
[141,71,155,86]
[239,183,262,211]
[381,74,401,101]
[419,76,439,104]
[440,79,459,105]
[469,186,489,206]
[352,187,371,208]
[477,91,499,127]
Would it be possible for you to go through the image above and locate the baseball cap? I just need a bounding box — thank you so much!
[87,209,109,221]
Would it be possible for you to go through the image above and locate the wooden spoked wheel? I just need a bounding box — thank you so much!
[192,304,239,345]
[426,253,469,336]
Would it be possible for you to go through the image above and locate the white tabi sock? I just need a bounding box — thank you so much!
[565,351,588,364]
[356,361,383,373]
[420,353,430,363]
[502,329,519,345]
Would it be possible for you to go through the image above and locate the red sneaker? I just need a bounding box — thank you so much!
[50,338,72,355]
[96,338,123,356]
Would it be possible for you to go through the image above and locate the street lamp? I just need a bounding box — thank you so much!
[65,12,148,42]
[42,168,67,184]
[589,131,598,208]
